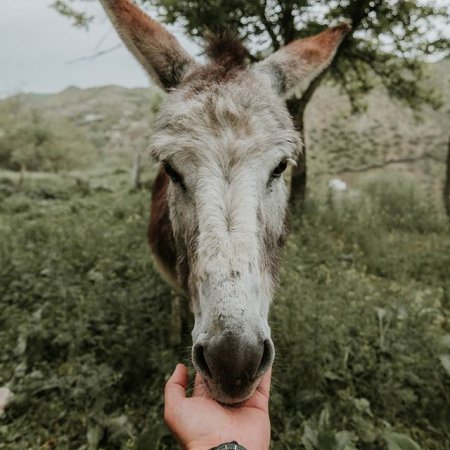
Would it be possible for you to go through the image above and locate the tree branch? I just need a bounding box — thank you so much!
[258,0,280,50]
[66,44,122,64]
[279,1,296,44]
[336,153,446,175]
[334,64,360,112]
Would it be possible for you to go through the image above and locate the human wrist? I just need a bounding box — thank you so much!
[185,440,220,450]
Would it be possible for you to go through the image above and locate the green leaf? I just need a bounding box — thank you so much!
[319,405,331,428]
[438,354,450,376]
[352,415,377,443]
[383,431,423,450]
[87,423,103,450]
[351,397,373,417]
[302,422,318,450]
[317,430,338,450]
[441,335,450,349]
[336,431,357,450]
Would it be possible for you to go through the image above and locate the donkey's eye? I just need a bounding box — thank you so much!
[272,160,288,178]
[163,162,185,188]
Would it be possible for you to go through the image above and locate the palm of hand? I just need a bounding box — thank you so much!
[165,364,271,450]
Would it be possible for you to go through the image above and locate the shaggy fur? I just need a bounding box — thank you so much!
[99,0,350,404]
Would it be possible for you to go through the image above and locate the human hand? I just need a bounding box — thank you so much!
[164,363,271,450]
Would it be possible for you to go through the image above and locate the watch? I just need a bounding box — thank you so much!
[210,442,247,450]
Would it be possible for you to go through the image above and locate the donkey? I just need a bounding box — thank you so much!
[99,0,349,404]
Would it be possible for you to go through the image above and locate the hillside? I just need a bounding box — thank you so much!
[307,58,450,195]
[1,154,449,450]
[1,59,449,194]
[9,85,162,163]
[1,63,449,450]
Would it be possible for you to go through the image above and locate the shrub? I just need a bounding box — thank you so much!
[0,104,97,173]
[0,172,449,449]
[358,175,446,233]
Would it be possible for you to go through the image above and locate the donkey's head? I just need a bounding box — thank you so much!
[100,0,349,404]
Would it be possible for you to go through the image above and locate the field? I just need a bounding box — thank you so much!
[1,166,449,449]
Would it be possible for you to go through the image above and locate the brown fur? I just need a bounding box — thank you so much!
[182,63,245,95]
[101,0,351,404]
[181,35,250,94]
[205,33,250,68]
[259,22,351,96]
[284,23,350,63]
[99,0,195,90]
[148,169,178,287]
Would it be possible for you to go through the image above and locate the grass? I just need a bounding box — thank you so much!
[0,170,449,449]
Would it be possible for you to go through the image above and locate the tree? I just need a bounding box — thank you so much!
[0,101,96,176]
[10,111,57,172]
[445,136,450,220]
[54,0,449,208]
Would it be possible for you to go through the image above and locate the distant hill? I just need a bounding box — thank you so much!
[2,59,449,194]
[307,58,449,195]
[9,85,162,164]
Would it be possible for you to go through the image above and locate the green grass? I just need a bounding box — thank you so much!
[0,171,449,449]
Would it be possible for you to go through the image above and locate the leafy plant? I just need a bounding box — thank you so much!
[0,171,449,449]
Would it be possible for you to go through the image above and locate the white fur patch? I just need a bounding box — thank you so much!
[150,71,298,345]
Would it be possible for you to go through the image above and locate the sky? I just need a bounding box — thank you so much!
[0,0,200,97]
[1,1,448,98]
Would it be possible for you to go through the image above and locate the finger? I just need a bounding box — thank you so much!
[256,367,272,400]
[164,363,188,405]
[193,372,209,397]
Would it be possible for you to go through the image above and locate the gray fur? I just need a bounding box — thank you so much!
[100,0,347,404]
[151,70,299,403]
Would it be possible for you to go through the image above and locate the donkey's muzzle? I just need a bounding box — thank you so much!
[193,335,274,401]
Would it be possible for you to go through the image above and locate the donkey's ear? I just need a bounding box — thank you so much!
[99,0,196,91]
[256,23,351,98]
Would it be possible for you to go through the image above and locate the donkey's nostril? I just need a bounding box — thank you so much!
[193,344,212,378]
[256,339,274,378]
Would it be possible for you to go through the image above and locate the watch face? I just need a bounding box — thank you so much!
[211,442,246,450]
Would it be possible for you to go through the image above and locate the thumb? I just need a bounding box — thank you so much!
[257,367,272,400]
[164,363,188,408]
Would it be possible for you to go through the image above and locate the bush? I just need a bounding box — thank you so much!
[268,176,450,449]
[358,175,445,233]
[0,103,97,173]
[0,172,449,449]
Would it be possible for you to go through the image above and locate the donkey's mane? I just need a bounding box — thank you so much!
[182,34,250,92]
[205,33,250,68]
